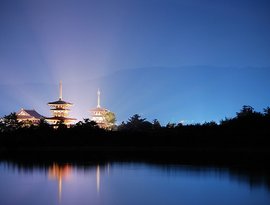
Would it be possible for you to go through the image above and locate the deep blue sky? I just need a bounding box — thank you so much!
[0,0,270,124]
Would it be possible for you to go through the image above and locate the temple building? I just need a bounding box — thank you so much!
[90,89,115,129]
[46,81,76,127]
[16,108,43,125]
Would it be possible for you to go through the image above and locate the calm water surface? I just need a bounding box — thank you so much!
[0,162,269,205]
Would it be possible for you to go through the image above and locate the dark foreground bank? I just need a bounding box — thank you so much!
[1,124,270,167]
[1,144,270,168]
[1,105,270,167]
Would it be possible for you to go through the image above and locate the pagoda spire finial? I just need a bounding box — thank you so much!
[59,81,63,100]
[97,89,101,108]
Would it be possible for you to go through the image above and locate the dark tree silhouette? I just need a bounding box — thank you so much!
[202,121,218,127]
[152,119,161,130]
[56,120,67,130]
[0,119,4,133]
[0,105,270,168]
[2,112,21,132]
[121,114,152,131]
[236,105,259,118]
[166,122,176,129]
[75,118,99,130]
[175,122,183,128]
[263,107,270,117]
[117,121,126,131]
[37,118,51,130]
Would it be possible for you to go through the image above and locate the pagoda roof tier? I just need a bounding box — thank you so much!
[48,100,73,106]
[91,107,109,112]
[50,108,71,111]
[46,116,76,121]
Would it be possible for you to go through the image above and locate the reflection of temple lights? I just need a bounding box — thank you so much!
[58,177,62,201]
[47,163,108,201]
[96,165,100,194]
[48,163,72,203]
[107,163,110,175]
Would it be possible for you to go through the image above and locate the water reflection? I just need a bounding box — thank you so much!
[48,164,72,202]
[96,165,100,194]
[0,161,269,205]
[47,163,106,202]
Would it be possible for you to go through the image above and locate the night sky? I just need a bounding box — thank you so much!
[0,0,270,124]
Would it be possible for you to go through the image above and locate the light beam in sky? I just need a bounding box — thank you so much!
[0,0,270,124]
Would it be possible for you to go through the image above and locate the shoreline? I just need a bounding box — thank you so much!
[1,145,270,167]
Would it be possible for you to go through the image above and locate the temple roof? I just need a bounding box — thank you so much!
[91,107,109,112]
[50,108,71,111]
[48,100,73,105]
[17,109,44,119]
[45,116,76,121]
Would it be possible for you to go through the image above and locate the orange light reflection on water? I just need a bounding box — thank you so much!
[48,163,72,203]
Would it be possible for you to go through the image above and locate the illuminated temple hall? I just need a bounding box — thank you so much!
[90,89,111,129]
[46,81,76,126]
[16,108,43,125]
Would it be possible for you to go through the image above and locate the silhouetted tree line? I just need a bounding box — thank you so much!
[1,105,270,150]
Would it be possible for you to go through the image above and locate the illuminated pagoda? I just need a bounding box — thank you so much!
[46,81,76,126]
[90,89,113,129]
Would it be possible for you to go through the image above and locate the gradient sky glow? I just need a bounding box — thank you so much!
[0,0,270,124]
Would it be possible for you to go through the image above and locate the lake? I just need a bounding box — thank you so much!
[0,161,269,205]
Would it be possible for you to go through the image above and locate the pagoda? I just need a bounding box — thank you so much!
[90,89,110,128]
[46,81,76,126]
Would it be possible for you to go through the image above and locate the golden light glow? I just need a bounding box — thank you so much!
[48,163,72,202]
[96,165,100,194]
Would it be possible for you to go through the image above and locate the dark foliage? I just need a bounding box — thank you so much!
[118,114,152,132]
[0,105,270,165]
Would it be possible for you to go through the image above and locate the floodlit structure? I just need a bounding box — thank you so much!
[16,108,43,125]
[46,81,76,126]
[90,89,114,129]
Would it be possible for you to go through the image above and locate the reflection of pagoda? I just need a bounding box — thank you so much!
[90,89,110,128]
[46,81,76,126]
[48,163,72,202]
[48,163,109,201]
